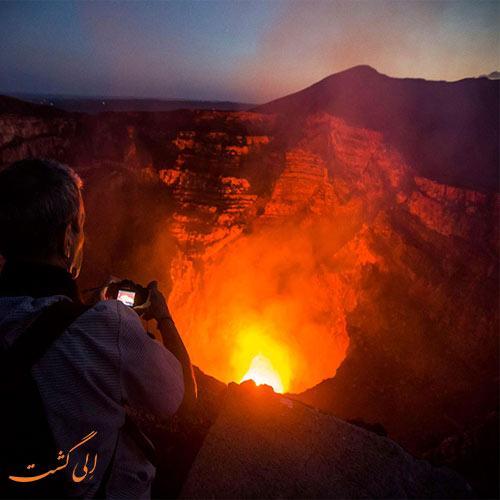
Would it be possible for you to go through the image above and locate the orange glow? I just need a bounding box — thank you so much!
[233,326,291,393]
[169,217,355,393]
[241,354,284,393]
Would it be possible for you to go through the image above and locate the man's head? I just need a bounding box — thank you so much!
[0,158,85,278]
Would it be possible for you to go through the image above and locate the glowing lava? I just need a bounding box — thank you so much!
[240,354,285,393]
[232,326,292,393]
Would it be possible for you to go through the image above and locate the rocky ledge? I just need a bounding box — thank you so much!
[180,382,472,499]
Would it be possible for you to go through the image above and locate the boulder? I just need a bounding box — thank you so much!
[181,382,472,499]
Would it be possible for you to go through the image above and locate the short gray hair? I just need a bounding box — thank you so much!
[0,158,83,260]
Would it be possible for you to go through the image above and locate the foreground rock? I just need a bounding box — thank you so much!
[181,382,471,499]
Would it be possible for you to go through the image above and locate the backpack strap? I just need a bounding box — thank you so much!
[2,299,90,377]
[0,299,90,499]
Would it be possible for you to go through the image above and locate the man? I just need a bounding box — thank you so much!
[0,158,196,498]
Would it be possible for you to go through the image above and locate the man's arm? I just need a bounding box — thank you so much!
[117,302,184,418]
[144,281,197,411]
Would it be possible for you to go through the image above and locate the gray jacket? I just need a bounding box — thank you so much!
[0,294,184,498]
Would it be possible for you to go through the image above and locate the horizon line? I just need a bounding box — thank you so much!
[2,65,498,106]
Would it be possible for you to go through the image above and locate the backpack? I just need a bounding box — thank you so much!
[0,300,90,498]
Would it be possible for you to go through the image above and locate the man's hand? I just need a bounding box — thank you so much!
[142,281,171,322]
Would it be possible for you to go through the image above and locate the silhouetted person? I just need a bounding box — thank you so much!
[0,158,196,498]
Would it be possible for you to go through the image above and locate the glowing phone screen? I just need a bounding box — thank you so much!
[117,290,136,307]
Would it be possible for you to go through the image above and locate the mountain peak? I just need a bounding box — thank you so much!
[336,65,379,76]
[316,65,381,85]
[254,65,499,192]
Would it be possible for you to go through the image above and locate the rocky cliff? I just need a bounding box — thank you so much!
[0,78,498,495]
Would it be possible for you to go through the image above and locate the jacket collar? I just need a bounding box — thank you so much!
[0,260,81,303]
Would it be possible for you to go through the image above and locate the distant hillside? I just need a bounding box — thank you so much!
[11,94,255,114]
[255,65,499,192]
[0,94,69,118]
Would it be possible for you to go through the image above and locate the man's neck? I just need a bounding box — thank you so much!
[0,260,80,302]
[19,256,67,269]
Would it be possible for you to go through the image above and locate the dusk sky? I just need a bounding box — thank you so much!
[1,0,498,103]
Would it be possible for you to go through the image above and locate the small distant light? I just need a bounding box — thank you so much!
[102,101,106,105]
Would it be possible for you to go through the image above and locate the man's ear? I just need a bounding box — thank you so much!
[76,197,85,233]
[63,222,74,259]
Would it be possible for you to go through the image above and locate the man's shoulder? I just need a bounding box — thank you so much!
[84,299,120,318]
[75,299,124,329]
[78,299,145,337]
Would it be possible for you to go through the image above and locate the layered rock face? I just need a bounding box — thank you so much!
[0,114,76,164]
[0,90,497,473]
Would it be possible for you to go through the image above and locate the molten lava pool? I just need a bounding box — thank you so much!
[240,354,285,393]
[232,327,292,393]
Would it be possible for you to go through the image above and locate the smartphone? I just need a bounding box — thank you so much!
[117,289,136,307]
